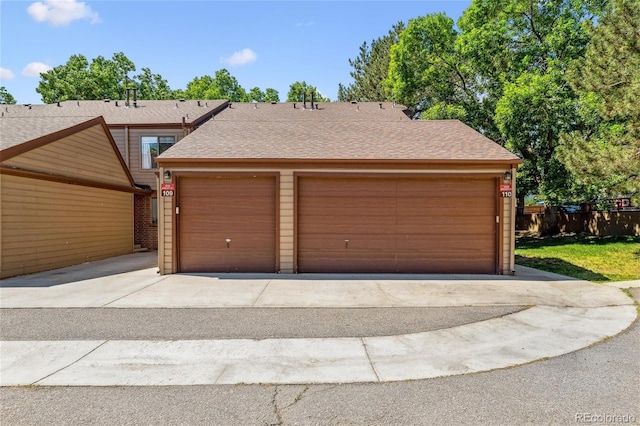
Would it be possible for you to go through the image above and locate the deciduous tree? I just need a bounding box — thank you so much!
[383,13,500,141]
[184,69,248,101]
[286,81,330,103]
[247,87,280,102]
[457,0,607,219]
[35,52,175,103]
[135,67,173,100]
[0,86,16,104]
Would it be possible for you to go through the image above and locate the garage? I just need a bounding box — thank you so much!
[157,102,521,275]
[297,175,498,274]
[1,116,139,279]
[177,174,277,272]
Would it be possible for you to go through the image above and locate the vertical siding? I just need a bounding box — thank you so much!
[128,128,184,189]
[279,171,294,273]
[1,174,133,278]
[5,125,131,186]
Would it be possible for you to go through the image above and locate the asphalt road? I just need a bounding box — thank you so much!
[1,314,638,425]
[0,306,524,340]
[1,291,637,425]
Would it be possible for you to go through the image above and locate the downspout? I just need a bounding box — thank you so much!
[124,126,130,167]
[510,165,517,274]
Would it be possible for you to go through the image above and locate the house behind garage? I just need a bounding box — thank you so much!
[157,102,522,275]
[2,99,228,252]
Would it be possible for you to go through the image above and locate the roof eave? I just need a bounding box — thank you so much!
[157,157,523,166]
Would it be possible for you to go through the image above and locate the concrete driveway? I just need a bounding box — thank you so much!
[1,252,637,386]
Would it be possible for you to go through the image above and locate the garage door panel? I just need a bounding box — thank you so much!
[395,218,495,234]
[299,225,396,235]
[178,175,276,273]
[297,253,397,274]
[181,198,275,215]
[179,252,275,273]
[299,199,397,215]
[181,178,273,195]
[182,217,276,230]
[179,233,275,250]
[299,234,397,251]
[300,178,396,195]
[396,201,494,216]
[397,179,494,197]
[298,217,397,234]
[397,235,493,252]
[395,227,495,238]
[396,256,495,274]
[297,176,496,274]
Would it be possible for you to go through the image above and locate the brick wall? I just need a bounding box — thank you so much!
[134,193,158,250]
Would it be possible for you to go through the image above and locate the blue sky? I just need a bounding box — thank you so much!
[1,1,471,104]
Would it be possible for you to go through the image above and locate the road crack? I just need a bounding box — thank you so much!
[271,385,283,426]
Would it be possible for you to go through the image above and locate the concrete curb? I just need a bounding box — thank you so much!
[1,305,636,386]
[1,254,636,386]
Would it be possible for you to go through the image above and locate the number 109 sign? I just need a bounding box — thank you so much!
[161,183,175,197]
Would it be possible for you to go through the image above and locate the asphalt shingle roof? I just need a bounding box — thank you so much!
[0,116,98,152]
[216,101,412,121]
[158,104,521,162]
[0,99,227,126]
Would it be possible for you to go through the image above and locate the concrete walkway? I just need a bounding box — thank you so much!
[1,254,637,386]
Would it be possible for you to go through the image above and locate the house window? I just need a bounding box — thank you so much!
[151,197,158,225]
[141,136,175,169]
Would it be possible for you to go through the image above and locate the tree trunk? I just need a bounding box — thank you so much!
[517,193,526,216]
[541,205,560,236]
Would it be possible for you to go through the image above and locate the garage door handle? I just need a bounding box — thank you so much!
[344,239,349,249]
[225,238,231,248]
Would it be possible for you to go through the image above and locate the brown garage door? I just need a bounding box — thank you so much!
[297,176,497,274]
[178,175,277,272]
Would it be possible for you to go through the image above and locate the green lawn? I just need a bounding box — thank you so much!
[515,234,640,283]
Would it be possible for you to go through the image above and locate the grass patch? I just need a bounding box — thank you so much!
[515,234,640,283]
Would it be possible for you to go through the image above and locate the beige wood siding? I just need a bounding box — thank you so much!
[279,171,294,273]
[109,128,129,167]
[161,190,173,274]
[128,128,184,189]
[5,125,131,187]
[502,198,512,274]
[1,174,133,278]
[109,128,127,164]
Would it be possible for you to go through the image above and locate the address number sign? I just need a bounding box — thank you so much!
[161,183,175,197]
[500,184,512,198]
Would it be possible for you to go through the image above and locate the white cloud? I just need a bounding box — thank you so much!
[0,67,16,80]
[22,62,53,77]
[27,0,101,27]
[220,48,258,66]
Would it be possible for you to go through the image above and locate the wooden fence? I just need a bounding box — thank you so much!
[517,211,640,236]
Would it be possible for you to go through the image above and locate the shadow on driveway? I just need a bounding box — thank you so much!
[0,252,158,288]
[176,265,580,282]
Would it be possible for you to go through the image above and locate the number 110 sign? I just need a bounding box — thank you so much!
[500,184,512,198]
